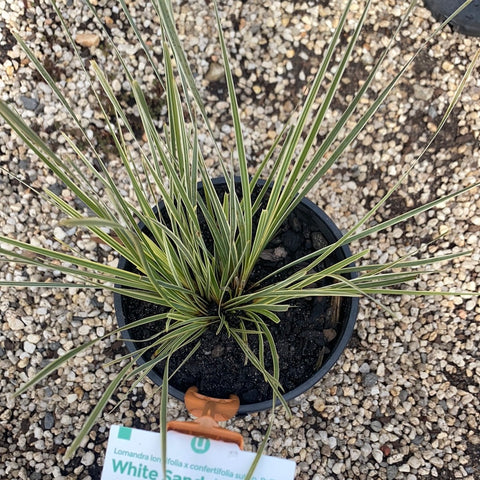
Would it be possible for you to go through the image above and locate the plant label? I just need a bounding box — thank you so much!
[101,425,296,480]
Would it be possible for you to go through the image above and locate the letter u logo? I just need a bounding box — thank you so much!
[191,437,210,454]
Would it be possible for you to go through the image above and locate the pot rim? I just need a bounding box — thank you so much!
[113,177,359,414]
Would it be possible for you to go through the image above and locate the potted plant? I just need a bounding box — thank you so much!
[113,175,360,414]
[0,0,478,476]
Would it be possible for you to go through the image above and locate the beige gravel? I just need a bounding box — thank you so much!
[1,1,479,479]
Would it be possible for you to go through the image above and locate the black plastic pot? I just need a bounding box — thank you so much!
[424,0,480,37]
[114,178,359,414]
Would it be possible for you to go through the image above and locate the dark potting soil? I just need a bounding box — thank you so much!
[119,182,348,405]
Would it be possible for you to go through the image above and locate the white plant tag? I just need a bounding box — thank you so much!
[101,425,296,480]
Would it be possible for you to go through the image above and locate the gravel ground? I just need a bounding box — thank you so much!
[1,1,479,479]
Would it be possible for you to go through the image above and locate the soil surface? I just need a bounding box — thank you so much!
[120,182,354,404]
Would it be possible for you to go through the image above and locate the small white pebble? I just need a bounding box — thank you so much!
[81,451,96,466]
[23,341,36,354]
[78,325,91,336]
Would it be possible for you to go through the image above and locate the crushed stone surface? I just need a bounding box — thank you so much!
[0,0,479,479]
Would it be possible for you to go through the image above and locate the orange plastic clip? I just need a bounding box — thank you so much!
[167,386,244,449]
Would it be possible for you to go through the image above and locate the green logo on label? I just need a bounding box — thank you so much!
[117,427,132,441]
[191,437,210,454]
